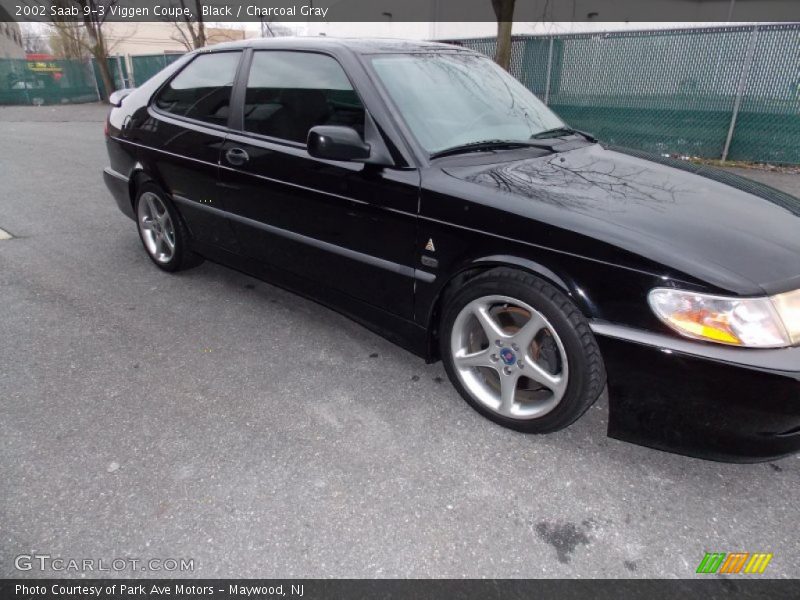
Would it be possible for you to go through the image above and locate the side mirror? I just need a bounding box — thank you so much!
[307,126,371,162]
[108,88,135,107]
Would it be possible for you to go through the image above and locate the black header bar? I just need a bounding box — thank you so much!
[2,0,800,23]
[2,579,799,600]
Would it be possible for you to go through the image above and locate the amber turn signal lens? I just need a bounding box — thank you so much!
[648,288,792,348]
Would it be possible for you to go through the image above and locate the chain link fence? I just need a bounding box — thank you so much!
[130,53,184,86]
[0,52,176,106]
[0,57,98,105]
[93,55,130,99]
[0,55,132,106]
[447,24,800,164]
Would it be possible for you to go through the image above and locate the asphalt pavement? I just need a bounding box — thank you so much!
[1,103,798,578]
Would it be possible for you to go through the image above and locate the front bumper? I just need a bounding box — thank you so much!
[103,167,134,221]
[592,322,800,462]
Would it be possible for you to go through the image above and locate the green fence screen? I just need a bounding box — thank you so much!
[0,55,134,106]
[92,55,130,100]
[447,24,800,164]
[130,53,184,87]
[0,53,176,106]
[0,57,97,105]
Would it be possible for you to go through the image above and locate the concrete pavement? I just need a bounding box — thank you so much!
[1,104,798,579]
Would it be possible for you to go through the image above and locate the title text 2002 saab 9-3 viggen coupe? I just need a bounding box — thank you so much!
[103,38,800,462]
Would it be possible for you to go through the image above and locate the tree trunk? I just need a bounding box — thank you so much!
[82,18,115,102]
[95,50,116,101]
[194,0,206,48]
[174,0,207,50]
[492,0,515,71]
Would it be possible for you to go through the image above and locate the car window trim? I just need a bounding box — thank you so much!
[224,129,365,170]
[149,49,244,132]
[232,48,369,146]
[223,127,309,151]
[227,48,252,132]
[144,104,231,139]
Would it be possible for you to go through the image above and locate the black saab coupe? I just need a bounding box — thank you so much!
[104,38,800,462]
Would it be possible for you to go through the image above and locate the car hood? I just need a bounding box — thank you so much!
[441,144,800,295]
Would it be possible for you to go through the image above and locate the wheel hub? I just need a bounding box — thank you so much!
[498,347,516,366]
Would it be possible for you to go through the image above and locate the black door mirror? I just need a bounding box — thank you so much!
[307,126,371,162]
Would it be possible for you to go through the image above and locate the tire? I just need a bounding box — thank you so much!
[134,182,203,272]
[440,267,605,433]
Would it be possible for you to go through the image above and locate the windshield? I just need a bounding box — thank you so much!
[370,52,564,155]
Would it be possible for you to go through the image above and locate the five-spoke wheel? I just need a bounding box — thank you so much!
[450,295,568,420]
[138,191,176,264]
[441,268,605,433]
[134,182,202,272]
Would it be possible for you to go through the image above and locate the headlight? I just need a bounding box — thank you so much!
[648,288,797,348]
[772,288,800,345]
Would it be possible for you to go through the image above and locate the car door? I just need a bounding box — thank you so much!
[218,50,420,319]
[132,50,242,251]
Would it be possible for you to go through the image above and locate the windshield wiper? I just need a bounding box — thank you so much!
[530,127,596,142]
[430,139,547,159]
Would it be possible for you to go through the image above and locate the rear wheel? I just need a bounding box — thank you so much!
[135,183,202,272]
[440,268,605,433]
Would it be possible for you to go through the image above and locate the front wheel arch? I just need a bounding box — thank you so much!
[438,266,606,432]
[425,259,594,362]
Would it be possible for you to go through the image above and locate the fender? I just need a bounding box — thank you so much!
[422,254,599,361]
[126,162,147,209]
[128,159,179,213]
[472,255,571,296]
[127,164,201,242]
[469,255,602,318]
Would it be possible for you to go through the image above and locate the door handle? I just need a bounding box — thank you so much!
[225,147,249,166]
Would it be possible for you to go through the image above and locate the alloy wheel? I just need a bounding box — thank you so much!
[449,295,569,420]
[137,192,176,264]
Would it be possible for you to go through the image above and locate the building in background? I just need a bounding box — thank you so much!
[103,22,255,56]
[96,23,256,88]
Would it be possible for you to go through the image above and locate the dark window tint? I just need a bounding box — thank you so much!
[155,52,240,125]
[244,51,365,143]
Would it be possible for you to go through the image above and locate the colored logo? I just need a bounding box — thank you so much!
[696,552,773,574]
[499,347,516,366]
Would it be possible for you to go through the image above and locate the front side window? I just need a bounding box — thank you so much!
[243,51,365,143]
[154,51,240,125]
[370,53,564,154]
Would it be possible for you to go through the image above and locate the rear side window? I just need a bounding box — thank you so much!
[155,52,241,125]
[243,51,365,143]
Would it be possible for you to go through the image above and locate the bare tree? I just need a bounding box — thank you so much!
[49,21,90,60]
[492,0,516,71]
[165,0,206,51]
[48,1,137,99]
[260,19,294,38]
[49,0,120,100]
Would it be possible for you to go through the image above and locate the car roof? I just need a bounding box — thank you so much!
[201,36,477,55]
